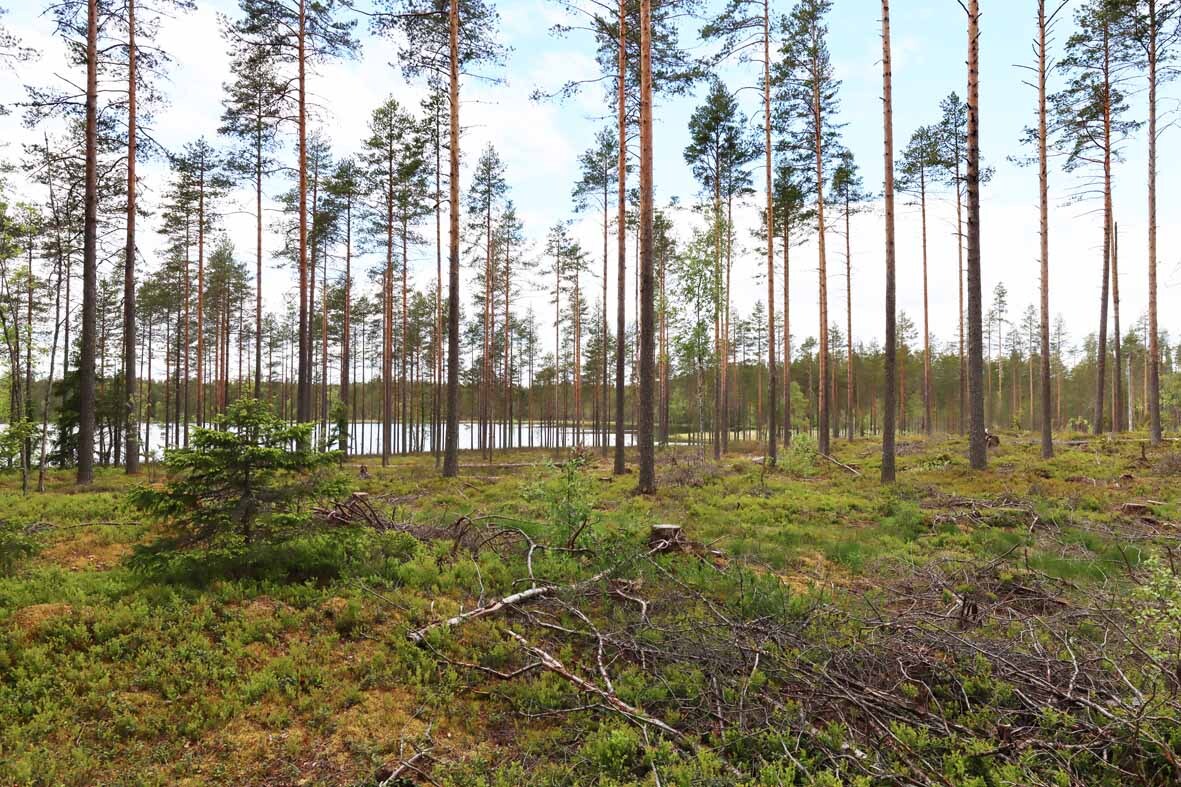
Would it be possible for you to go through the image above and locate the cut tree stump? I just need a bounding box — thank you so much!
[649,524,685,552]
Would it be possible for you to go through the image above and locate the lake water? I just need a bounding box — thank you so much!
[1,420,635,460]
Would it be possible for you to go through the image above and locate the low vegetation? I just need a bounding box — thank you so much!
[2,433,1180,785]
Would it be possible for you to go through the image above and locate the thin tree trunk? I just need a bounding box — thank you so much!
[340,196,351,452]
[78,0,99,485]
[442,0,462,477]
[764,0,777,464]
[966,0,986,469]
[1037,0,1053,458]
[1094,18,1113,436]
[955,154,965,434]
[296,0,311,422]
[920,166,931,437]
[38,255,64,492]
[637,0,654,492]
[383,185,394,466]
[1112,222,1122,432]
[403,220,411,455]
[782,216,791,445]
[1147,0,1161,444]
[845,191,854,441]
[812,43,830,457]
[659,233,668,445]
[504,229,512,450]
[613,0,627,475]
[124,0,139,473]
[254,99,264,398]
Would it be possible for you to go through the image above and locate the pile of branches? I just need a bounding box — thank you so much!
[394,524,1181,784]
[315,492,537,560]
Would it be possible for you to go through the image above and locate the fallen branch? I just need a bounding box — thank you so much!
[407,542,672,644]
[821,453,862,476]
[377,748,435,787]
[408,584,555,644]
[503,627,740,776]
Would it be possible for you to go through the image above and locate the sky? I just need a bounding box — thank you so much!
[1,0,1178,365]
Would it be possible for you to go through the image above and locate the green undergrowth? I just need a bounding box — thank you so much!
[0,434,1178,784]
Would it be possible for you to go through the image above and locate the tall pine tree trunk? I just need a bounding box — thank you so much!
[254,100,264,398]
[845,192,854,441]
[637,0,655,493]
[782,217,791,446]
[1112,221,1122,431]
[966,0,987,469]
[124,0,139,473]
[764,0,777,464]
[613,0,627,475]
[1093,18,1113,435]
[920,166,932,436]
[296,0,311,423]
[1038,0,1053,459]
[955,153,965,434]
[340,198,351,453]
[602,183,610,454]
[442,0,462,478]
[812,46,830,457]
[78,0,99,485]
[1147,0,1161,444]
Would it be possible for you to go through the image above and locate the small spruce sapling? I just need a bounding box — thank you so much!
[130,398,346,555]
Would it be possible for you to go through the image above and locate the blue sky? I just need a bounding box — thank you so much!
[2,0,1177,359]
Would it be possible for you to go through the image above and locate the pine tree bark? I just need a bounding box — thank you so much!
[1093,16,1113,436]
[296,0,311,423]
[1112,221,1122,431]
[78,0,99,485]
[602,177,610,454]
[966,0,987,469]
[954,145,965,434]
[613,0,628,475]
[1146,0,1161,444]
[340,196,351,452]
[763,0,777,463]
[782,217,791,446]
[1038,0,1053,459]
[881,0,896,481]
[844,191,854,441]
[124,0,139,473]
[811,42,830,457]
[254,90,264,398]
[637,0,654,493]
[442,0,462,477]
[919,163,932,437]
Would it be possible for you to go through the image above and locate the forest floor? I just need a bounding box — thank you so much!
[2,433,1181,785]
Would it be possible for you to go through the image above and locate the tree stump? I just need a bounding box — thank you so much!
[649,524,684,552]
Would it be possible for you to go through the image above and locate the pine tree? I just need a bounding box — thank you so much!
[572,128,618,455]
[171,139,232,430]
[829,149,868,440]
[229,0,357,426]
[778,0,842,456]
[360,97,427,465]
[326,158,363,453]
[880,0,897,481]
[1113,0,1178,443]
[684,77,758,458]
[771,160,813,447]
[220,40,289,399]
[1051,0,1138,435]
[702,0,780,465]
[466,145,508,459]
[897,126,940,437]
[370,0,501,476]
[637,0,655,492]
[964,0,986,469]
